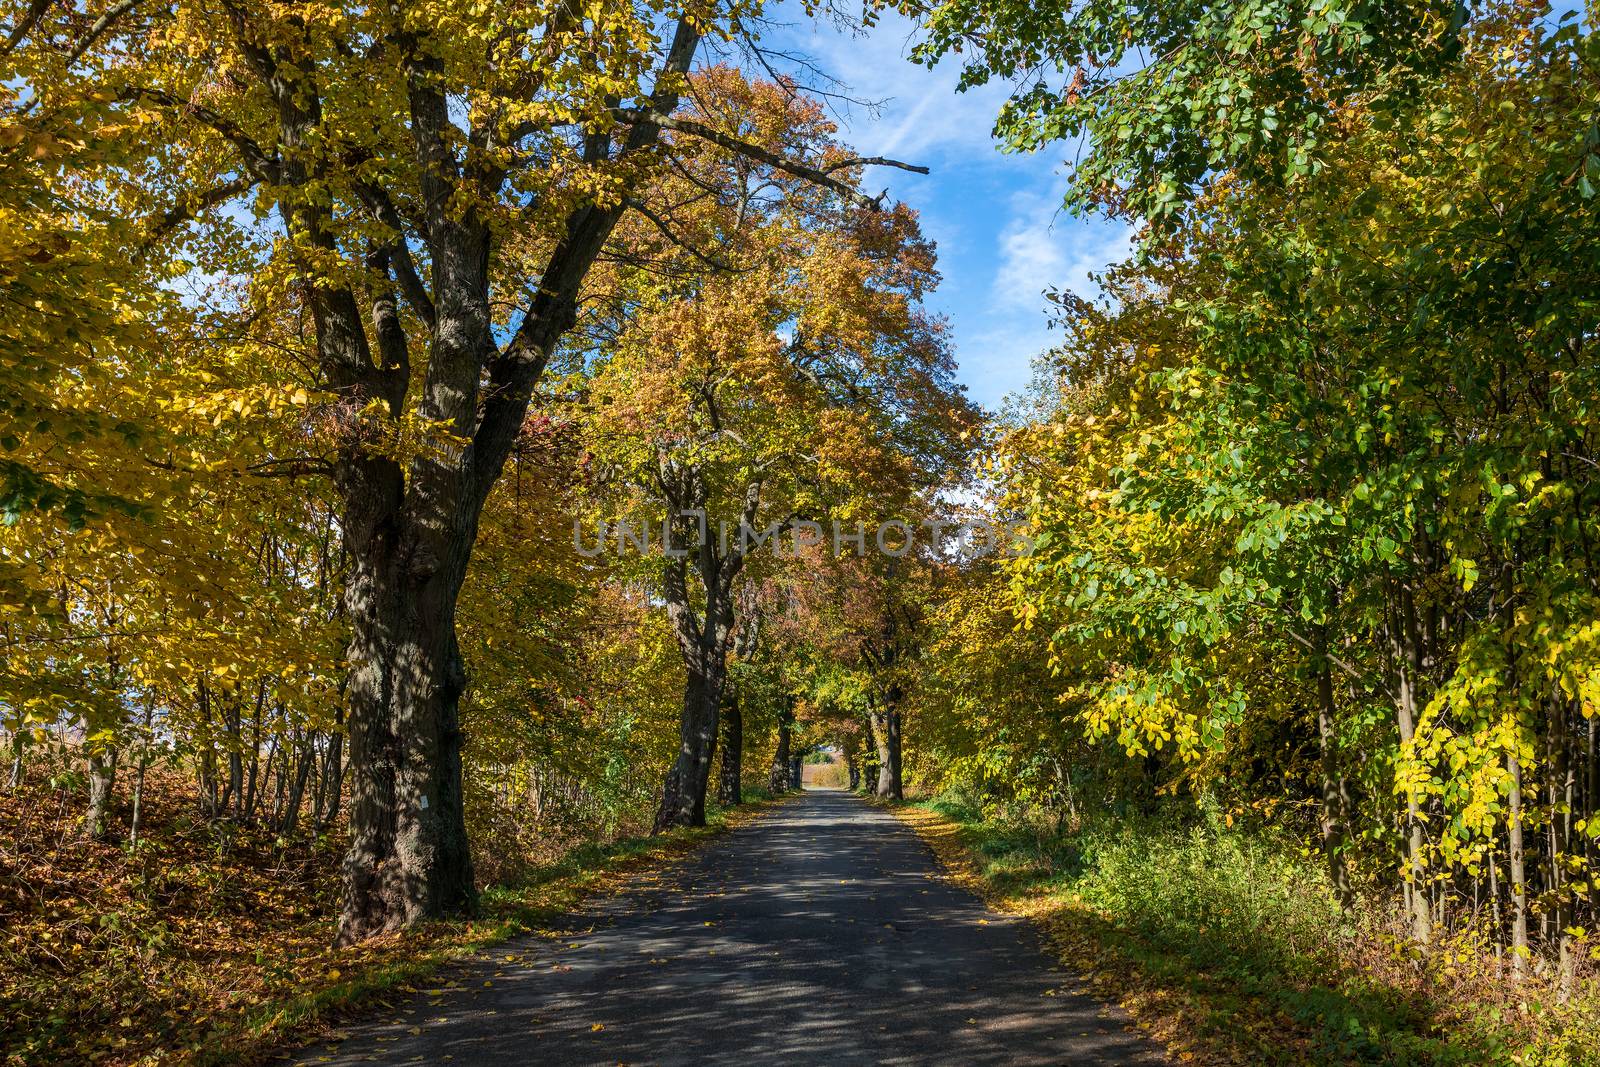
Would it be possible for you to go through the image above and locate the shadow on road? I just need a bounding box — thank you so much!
[293,790,1167,1066]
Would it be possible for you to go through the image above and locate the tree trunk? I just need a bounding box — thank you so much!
[1388,586,1432,945]
[129,696,154,847]
[335,529,478,945]
[872,689,903,801]
[655,659,723,831]
[1550,695,1576,998]
[768,703,793,794]
[1508,746,1529,978]
[84,747,117,841]
[316,727,344,831]
[860,713,880,794]
[1315,651,1353,909]
[716,688,743,808]
[280,740,314,836]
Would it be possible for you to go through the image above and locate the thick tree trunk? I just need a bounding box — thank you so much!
[336,529,477,945]
[655,661,724,831]
[716,689,743,808]
[84,747,117,841]
[768,703,793,794]
[872,690,903,801]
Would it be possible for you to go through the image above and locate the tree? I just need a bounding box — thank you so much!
[902,0,1467,225]
[20,0,946,940]
[990,2,1600,974]
[575,68,970,828]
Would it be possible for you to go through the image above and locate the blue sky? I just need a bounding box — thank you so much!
[758,7,1135,411]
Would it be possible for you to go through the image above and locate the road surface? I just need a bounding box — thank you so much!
[293,789,1167,1066]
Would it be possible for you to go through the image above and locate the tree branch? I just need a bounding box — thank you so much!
[140,175,256,246]
[623,196,739,273]
[68,0,141,63]
[632,111,926,211]
[119,86,280,183]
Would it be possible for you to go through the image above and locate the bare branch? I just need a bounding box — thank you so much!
[633,111,925,210]
[141,175,255,246]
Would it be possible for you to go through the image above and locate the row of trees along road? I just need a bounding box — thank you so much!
[11,0,1600,1029]
[0,0,971,949]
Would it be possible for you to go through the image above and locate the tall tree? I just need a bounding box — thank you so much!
[576,69,970,829]
[16,0,941,940]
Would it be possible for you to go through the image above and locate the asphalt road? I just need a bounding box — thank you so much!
[292,789,1167,1066]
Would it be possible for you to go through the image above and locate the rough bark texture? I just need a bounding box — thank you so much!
[768,704,793,794]
[871,695,903,801]
[84,748,117,840]
[716,690,743,808]
[655,662,725,831]
[337,535,478,942]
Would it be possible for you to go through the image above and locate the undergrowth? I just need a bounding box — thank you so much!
[901,798,1600,1067]
[1,772,784,1066]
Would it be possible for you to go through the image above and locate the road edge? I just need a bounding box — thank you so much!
[208,792,797,1067]
[886,803,1199,1065]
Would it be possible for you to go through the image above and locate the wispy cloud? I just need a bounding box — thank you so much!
[761,4,1134,411]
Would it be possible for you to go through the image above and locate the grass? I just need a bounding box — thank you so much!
[892,798,1600,1067]
[1,774,789,1067]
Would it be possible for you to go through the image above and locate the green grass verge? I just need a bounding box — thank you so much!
[893,799,1598,1067]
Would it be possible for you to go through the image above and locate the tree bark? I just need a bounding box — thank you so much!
[84,747,117,841]
[1387,584,1432,945]
[129,696,154,847]
[716,688,743,808]
[872,688,903,801]
[1315,647,1353,909]
[768,702,793,794]
[337,532,478,944]
[1508,746,1529,978]
[655,658,724,831]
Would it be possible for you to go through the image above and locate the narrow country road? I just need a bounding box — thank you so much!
[293,790,1167,1066]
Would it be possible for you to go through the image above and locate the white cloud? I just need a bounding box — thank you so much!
[992,187,1133,314]
[767,8,1015,171]
[758,2,1137,411]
